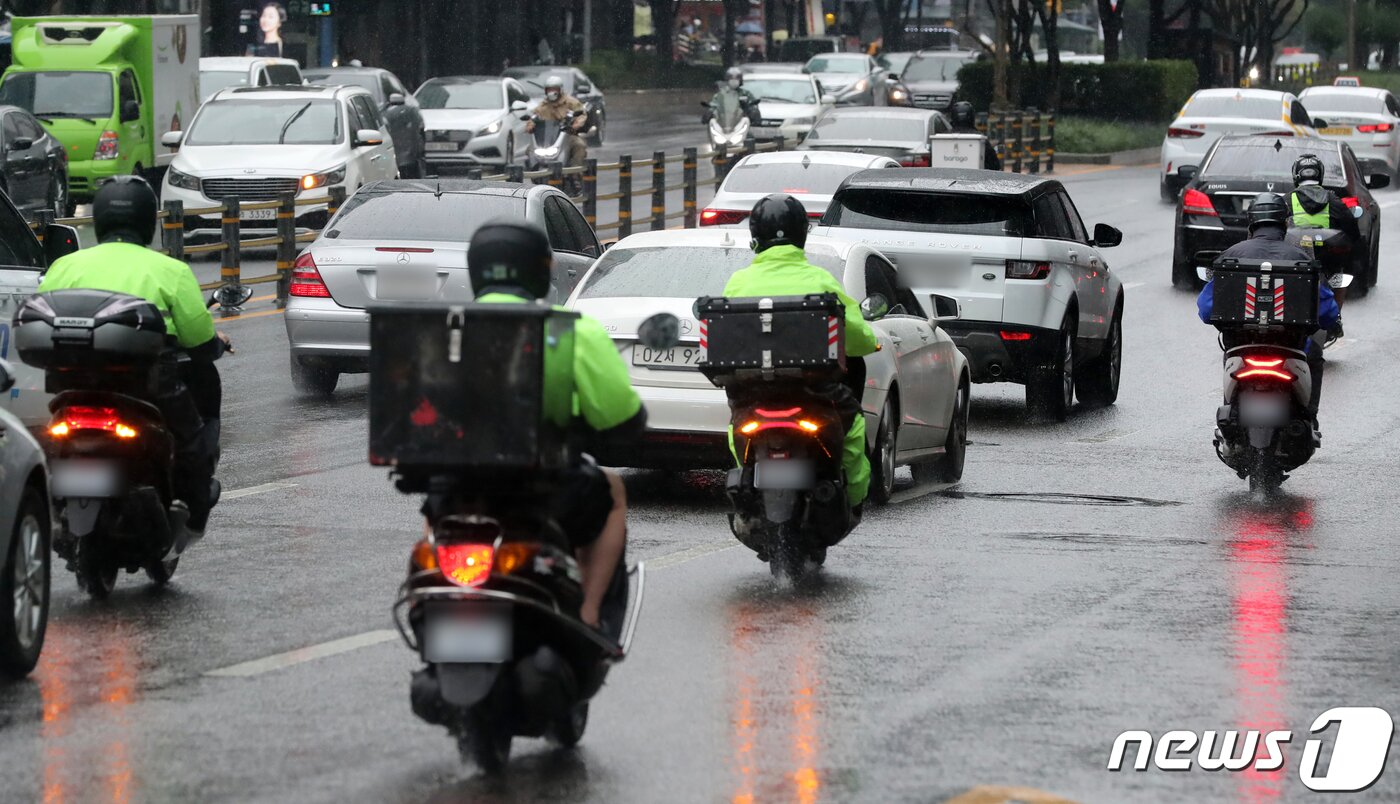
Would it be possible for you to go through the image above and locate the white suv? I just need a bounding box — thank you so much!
[815,169,1125,421]
[160,85,398,243]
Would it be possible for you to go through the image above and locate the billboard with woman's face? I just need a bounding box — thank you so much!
[245,1,287,57]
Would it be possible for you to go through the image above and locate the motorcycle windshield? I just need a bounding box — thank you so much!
[534,118,564,146]
[713,91,745,129]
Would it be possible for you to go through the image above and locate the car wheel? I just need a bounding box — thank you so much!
[867,398,898,505]
[1350,241,1372,298]
[916,377,969,484]
[290,357,339,397]
[1026,317,1075,422]
[0,486,49,679]
[1368,231,1380,288]
[1075,307,1122,407]
[47,172,69,219]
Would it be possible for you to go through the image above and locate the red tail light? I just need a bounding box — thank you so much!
[700,209,749,226]
[1167,127,1205,138]
[899,154,932,167]
[1234,356,1294,382]
[436,543,494,587]
[999,330,1032,341]
[289,252,331,298]
[1182,188,1218,217]
[1005,260,1051,280]
[755,407,802,418]
[49,407,138,439]
[1357,123,1394,133]
[93,130,119,160]
[1342,196,1359,209]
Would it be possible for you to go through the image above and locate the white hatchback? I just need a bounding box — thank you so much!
[1299,86,1400,182]
[1160,88,1319,201]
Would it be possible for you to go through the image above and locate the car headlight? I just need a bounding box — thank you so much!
[300,164,347,192]
[167,166,199,191]
[850,78,870,94]
[787,116,816,126]
[478,119,502,136]
[890,88,909,103]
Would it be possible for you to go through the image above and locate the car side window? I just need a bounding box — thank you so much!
[561,201,599,257]
[870,255,925,317]
[266,64,300,86]
[2,114,20,148]
[119,70,140,105]
[544,197,580,252]
[15,114,43,141]
[0,201,43,267]
[353,96,384,130]
[1387,94,1400,118]
[1292,100,1313,128]
[863,255,899,306]
[1056,192,1090,243]
[345,97,367,132]
[508,82,530,106]
[1032,194,1071,240]
[255,68,270,87]
[932,114,950,134]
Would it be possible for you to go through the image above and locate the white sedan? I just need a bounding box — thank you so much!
[701,151,899,226]
[1299,86,1400,183]
[564,229,971,502]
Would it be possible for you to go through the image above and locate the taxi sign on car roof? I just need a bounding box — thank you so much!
[1334,76,1362,87]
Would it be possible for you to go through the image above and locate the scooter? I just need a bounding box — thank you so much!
[703,90,758,152]
[521,110,584,196]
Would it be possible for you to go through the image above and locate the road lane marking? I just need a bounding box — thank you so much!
[205,630,398,678]
[218,308,285,324]
[1380,199,1400,209]
[944,786,1080,804]
[1123,281,1145,290]
[222,481,299,500]
[650,540,737,569]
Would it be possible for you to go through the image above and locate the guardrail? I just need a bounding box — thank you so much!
[33,116,1055,318]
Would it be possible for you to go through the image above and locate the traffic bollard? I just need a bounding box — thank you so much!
[618,155,633,239]
[583,157,598,228]
[275,192,295,308]
[651,150,665,231]
[549,162,563,191]
[328,185,346,220]
[682,147,698,229]
[162,200,185,260]
[1046,113,1056,173]
[508,165,525,183]
[218,198,245,317]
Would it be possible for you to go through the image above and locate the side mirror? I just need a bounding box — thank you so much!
[1196,265,1212,282]
[1091,222,1123,248]
[699,101,711,109]
[354,128,385,147]
[577,83,592,95]
[860,293,890,321]
[120,99,140,123]
[10,136,32,151]
[511,100,529,111]
[637,312,681,350]
[43,223,80,265]
[161,130,183,149]
[1177,164,1199,182]
[0,358,14,394]
[1332,273,1354,288]
[930,293,961,322]
[1367,172,1391,190]
[209,286,255,309]
[388,92,406,106]
[886,72,900,82]
[820,94,836,105]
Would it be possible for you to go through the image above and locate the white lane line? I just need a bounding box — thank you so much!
[649,540,737,569]
[1123,281,1145,290]
[205,629,398,678]
[222,481,299,500]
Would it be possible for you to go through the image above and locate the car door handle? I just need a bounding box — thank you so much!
[567,268,578,277]
[890,335,903,345]
[370,154,386,161]
[920,330,930,342]
[1067,250,1079,263]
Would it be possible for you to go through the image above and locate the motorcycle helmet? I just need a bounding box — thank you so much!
[544,74,564,102]
[1292,153,1325,186]
[749,193,809,253]
[725,66,743,90]
[467,220,553,300]
[950,101,977,130]
[1246,192,1289,233]
[93,175,158,246]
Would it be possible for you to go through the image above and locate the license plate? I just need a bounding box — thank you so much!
[52,460,121,498]
[375,272,437,301]
[632,344,704,369]
[423,605,512,663]
[241,208,276,221]
[754,458,815,490]
[425,142,459,152]
[1320,127,1352,136]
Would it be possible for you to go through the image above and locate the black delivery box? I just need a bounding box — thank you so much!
[1209,258,1320,328]
[696,293,846,385]
[368,302,578,476]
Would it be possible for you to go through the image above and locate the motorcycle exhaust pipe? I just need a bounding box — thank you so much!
[986,362,1003,378]
[812,480,838,504]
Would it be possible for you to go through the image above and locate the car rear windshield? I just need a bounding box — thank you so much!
[1184,95,1283,119]
[200,70,250,96]
[328,192,525,242]
[416,81,501,110]
[186,99,342,146]
[744,78,816,104]
[723,161,864,194]
[902,55,972,81]
[0,71,113,119]
[1202,143,1345,184]
[825,189,1030,236]
[808,113,926,143]
[578,245,842,299]
[1301,93,1385,114]
[306,72,378,95]
[807,56,866,74]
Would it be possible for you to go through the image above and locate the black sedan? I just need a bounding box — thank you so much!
[303,66,428,179]
[501,65,607,145]
[0,105,67,219]
[1171,135,1388,292]
[798,107,951,166]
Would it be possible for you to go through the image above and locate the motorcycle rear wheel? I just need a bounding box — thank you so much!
[145,556,180,587]
[1247,453,1285,495]
[458,710,512,773]
[549,701,590,748]
[77,531,117,600]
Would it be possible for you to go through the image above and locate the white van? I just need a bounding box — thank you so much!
[199,56,302,101]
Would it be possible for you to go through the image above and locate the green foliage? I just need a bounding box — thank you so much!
[581,50,725,90]
[1358,5,1400,49]
[1055,116,1164,153]
[1306,6,1346,59]
[955,60,1199,122]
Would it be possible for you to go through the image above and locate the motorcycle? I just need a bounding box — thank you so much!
[702,90,759,152]
[521,110,584,196]
[697,292,857,579]
[13,290,221,597]
[371,302,676,771]
[1198,254,1349,494]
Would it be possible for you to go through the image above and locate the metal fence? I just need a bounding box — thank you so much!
[35,112,1055,317]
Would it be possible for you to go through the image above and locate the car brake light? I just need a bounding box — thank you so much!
[1000,330,1032,341]
[1182,188,1218,216]
[700,208,748,226]
[1342,196,1359,208]
[436,543,494,587]
[1234,356,1294,382]
[1357,123,1394,133]
[93,130,119,160]
[899,154,931,167]
[1005,260,1051,280]
[49,407,137,439]
[289,252,331,298]
[1167,127,1205,138]
[756,407,802,418]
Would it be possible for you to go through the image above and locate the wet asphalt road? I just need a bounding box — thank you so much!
[3,117,1400,803]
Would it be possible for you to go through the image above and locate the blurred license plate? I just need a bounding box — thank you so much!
[425,142,459,152]
[52,460,120,498]
[376,272,436,300]
[424,605,512,663]
[241,208,276,221]
[633,344,703,369]
[1320,127,1352,136]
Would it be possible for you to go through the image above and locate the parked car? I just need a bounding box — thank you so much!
[897,50,979,111]
[501,65,607,145]
[0,187,75,426]
[1160,88,1321,201]
[199,56,302,101]
[800,107,951,165]
[284,179,598,396]
[702,150,899,225]
[161,85,398,244]
[414,76,530,170]
[0,104,68,218]
[1171,134,1385,291]
[742,72,829,143]
[564,228,970,499]
[773,36,848,63]
[1298,86,1400,183]
[816,169,1126,421]
[803,53,890,106]
[877,51,918,78]
[303,66,427,179]
[0,359,50,680]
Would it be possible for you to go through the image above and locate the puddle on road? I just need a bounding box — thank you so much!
[1002,531,1208,547]
[941,491,1185,507]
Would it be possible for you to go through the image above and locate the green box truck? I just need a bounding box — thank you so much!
[0,16,200,212]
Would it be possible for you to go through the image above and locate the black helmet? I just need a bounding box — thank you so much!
[467,220,553,300]
[1293,153,1325,185]
[93,175,158,245]
[1247,191,1289,233]
[725,66,743,84]
[950,101,976,129]
[748,193,809,253]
